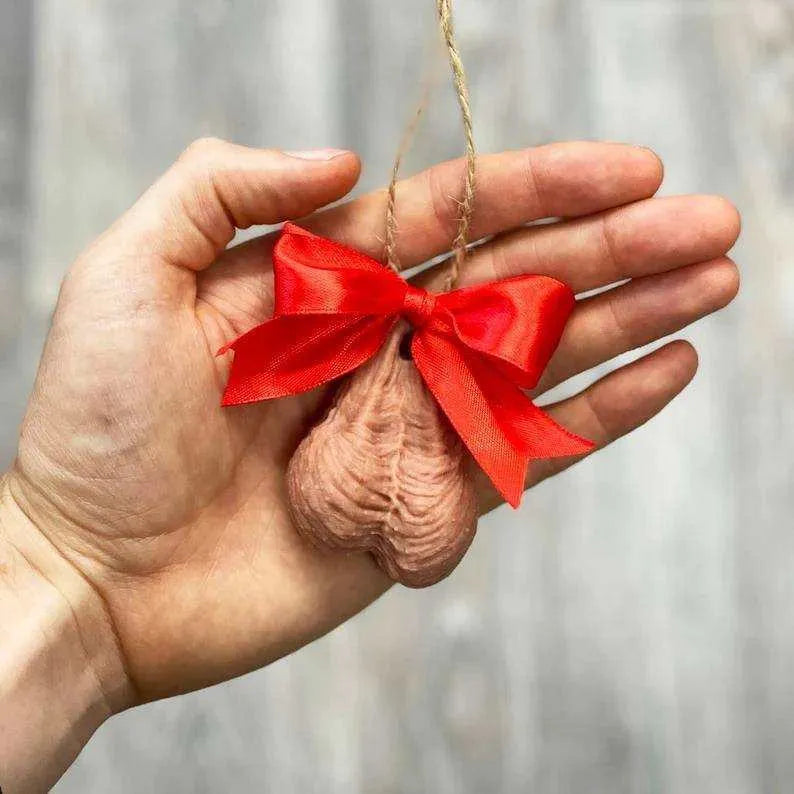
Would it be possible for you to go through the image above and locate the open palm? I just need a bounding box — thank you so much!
[5,138,739,706]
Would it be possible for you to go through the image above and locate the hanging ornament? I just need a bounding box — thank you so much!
[220,0,593,587]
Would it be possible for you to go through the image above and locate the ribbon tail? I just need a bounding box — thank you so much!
[506,400,596,460]
[220,314,395,405]
[413,330,593,508]
[411,331,528,508]
[465,357,594,506]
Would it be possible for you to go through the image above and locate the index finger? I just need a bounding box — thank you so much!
[304,141,664,269]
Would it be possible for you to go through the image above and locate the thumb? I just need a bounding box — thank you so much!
[105,137,360,271]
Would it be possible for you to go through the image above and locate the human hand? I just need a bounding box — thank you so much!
[0,138,739,752]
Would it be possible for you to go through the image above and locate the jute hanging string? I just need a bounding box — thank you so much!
[384,0,476,290]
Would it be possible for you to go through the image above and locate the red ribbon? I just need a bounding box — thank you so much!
[220,222,593,507]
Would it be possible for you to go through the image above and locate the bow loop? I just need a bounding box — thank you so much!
[437,275,576,388]
[274,222,407,317]
[221,223,593,507]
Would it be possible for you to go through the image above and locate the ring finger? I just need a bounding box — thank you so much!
[532,255,739,396]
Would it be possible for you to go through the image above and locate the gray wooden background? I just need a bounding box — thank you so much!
[2,0,793,791]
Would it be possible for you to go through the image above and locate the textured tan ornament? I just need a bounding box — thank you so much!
[286,323,479,588]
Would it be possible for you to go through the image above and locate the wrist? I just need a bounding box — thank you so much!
[0,474,133,793]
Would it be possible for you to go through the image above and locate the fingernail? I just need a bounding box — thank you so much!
[283,148,350,161]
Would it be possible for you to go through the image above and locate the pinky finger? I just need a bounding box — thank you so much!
[478,340,699,513]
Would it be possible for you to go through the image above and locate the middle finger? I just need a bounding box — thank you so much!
[451,193,741,293]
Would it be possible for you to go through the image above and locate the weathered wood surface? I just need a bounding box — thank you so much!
[1,0,792,791]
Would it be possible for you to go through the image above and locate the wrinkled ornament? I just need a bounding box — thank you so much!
[286,322,478,588]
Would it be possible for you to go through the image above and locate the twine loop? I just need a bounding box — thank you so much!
[384,0,476,293]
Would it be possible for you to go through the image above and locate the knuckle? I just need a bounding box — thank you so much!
[583,388,612,442]
[483,234,517,281]
[604,287,634,348]
[179,136,228,166]
[600,213,623,276]
[521,149,545,210]
[424,164,461,243]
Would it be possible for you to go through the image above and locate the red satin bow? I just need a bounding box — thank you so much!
[220,222,593,507]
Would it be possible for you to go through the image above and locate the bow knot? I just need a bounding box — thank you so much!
[402,284,437,328]
[220,223,593,508]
